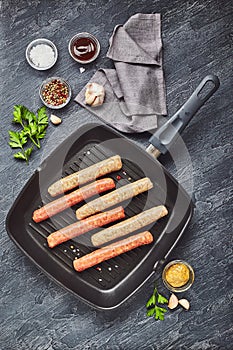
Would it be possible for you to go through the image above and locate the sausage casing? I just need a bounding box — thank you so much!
[33,178,115,223]
[48,155,122,197]
[47,206,125,248]
[76,177,153,220]
[91,205,168,247]
[73,231,153,272]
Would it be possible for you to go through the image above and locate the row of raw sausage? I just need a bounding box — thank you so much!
[33,154,168,272]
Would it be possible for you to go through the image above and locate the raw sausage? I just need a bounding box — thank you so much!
[76,177,153,220]
[73,231,153,272]
[74,231,153,272]
[91,205,168,247]
[91,205,167,247]
[48,155,122,197]
[33,178,115,223]
[47,206,125,248]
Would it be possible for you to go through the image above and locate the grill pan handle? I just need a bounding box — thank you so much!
[148,74,220,155]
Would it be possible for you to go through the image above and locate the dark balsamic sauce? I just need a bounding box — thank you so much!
[71,37,97,62]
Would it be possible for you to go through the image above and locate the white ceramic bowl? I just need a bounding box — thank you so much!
[26,38,58,70]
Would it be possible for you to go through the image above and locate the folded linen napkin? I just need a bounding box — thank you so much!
[75,13,167,133]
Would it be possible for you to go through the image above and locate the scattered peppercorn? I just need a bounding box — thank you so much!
[117,175,122,180]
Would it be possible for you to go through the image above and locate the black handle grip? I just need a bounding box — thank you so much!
[149,74,220,154]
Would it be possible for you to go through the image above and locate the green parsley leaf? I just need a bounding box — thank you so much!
[157,293,168,304]
[146,308,155,317]
[13,146,33,164]
[146,285,168,322]
[26,112,36,125]
[21,106,30,120]
[29,123,38,136]
[25,147,33,159]
[14,151,27,160]
[37,106,48,125]
[146,294,156,308]
[8,131,22,148]
[154,306,167,321]
[37,125,47,139]
[8,130,27,148]
[12,105,24,126]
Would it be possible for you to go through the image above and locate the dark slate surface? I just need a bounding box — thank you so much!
[0,0,232,349]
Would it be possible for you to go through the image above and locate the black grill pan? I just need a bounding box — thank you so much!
[5,75,219,309]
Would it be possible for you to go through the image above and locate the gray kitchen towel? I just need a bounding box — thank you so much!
[75,13,167,133]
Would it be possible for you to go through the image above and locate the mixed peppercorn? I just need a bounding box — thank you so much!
[41,79,69,106]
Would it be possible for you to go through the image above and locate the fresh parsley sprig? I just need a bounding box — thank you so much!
[8,105,48,163]
[146,286,168,321]
[8,130,33,164]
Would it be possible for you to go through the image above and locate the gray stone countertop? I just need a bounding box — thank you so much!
[0,0,232,349]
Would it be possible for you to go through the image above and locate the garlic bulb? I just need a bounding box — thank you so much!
[85,82,105,107]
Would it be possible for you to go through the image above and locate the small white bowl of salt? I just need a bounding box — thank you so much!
[25,38,58,70]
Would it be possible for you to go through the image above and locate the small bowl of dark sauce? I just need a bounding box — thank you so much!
[68,32,100,64]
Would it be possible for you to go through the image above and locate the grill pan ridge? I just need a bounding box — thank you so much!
[6,123,193,309]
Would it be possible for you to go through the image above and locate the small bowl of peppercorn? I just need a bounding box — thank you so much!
[39,77,72,109]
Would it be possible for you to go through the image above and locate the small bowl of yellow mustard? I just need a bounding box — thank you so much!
[162,260,195,292]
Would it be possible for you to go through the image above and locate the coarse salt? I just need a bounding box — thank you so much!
[29,44,55,68]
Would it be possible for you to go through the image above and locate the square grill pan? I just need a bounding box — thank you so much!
[6,123,193,310]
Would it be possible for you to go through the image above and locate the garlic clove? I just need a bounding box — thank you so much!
[85,92,96,106]
[178,298,190,310]
[50,114,62,125]
[85,82,105,107]
[80,67,86,73]
[168,293,179,309]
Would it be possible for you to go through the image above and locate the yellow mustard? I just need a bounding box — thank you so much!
[165,263,190,288]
